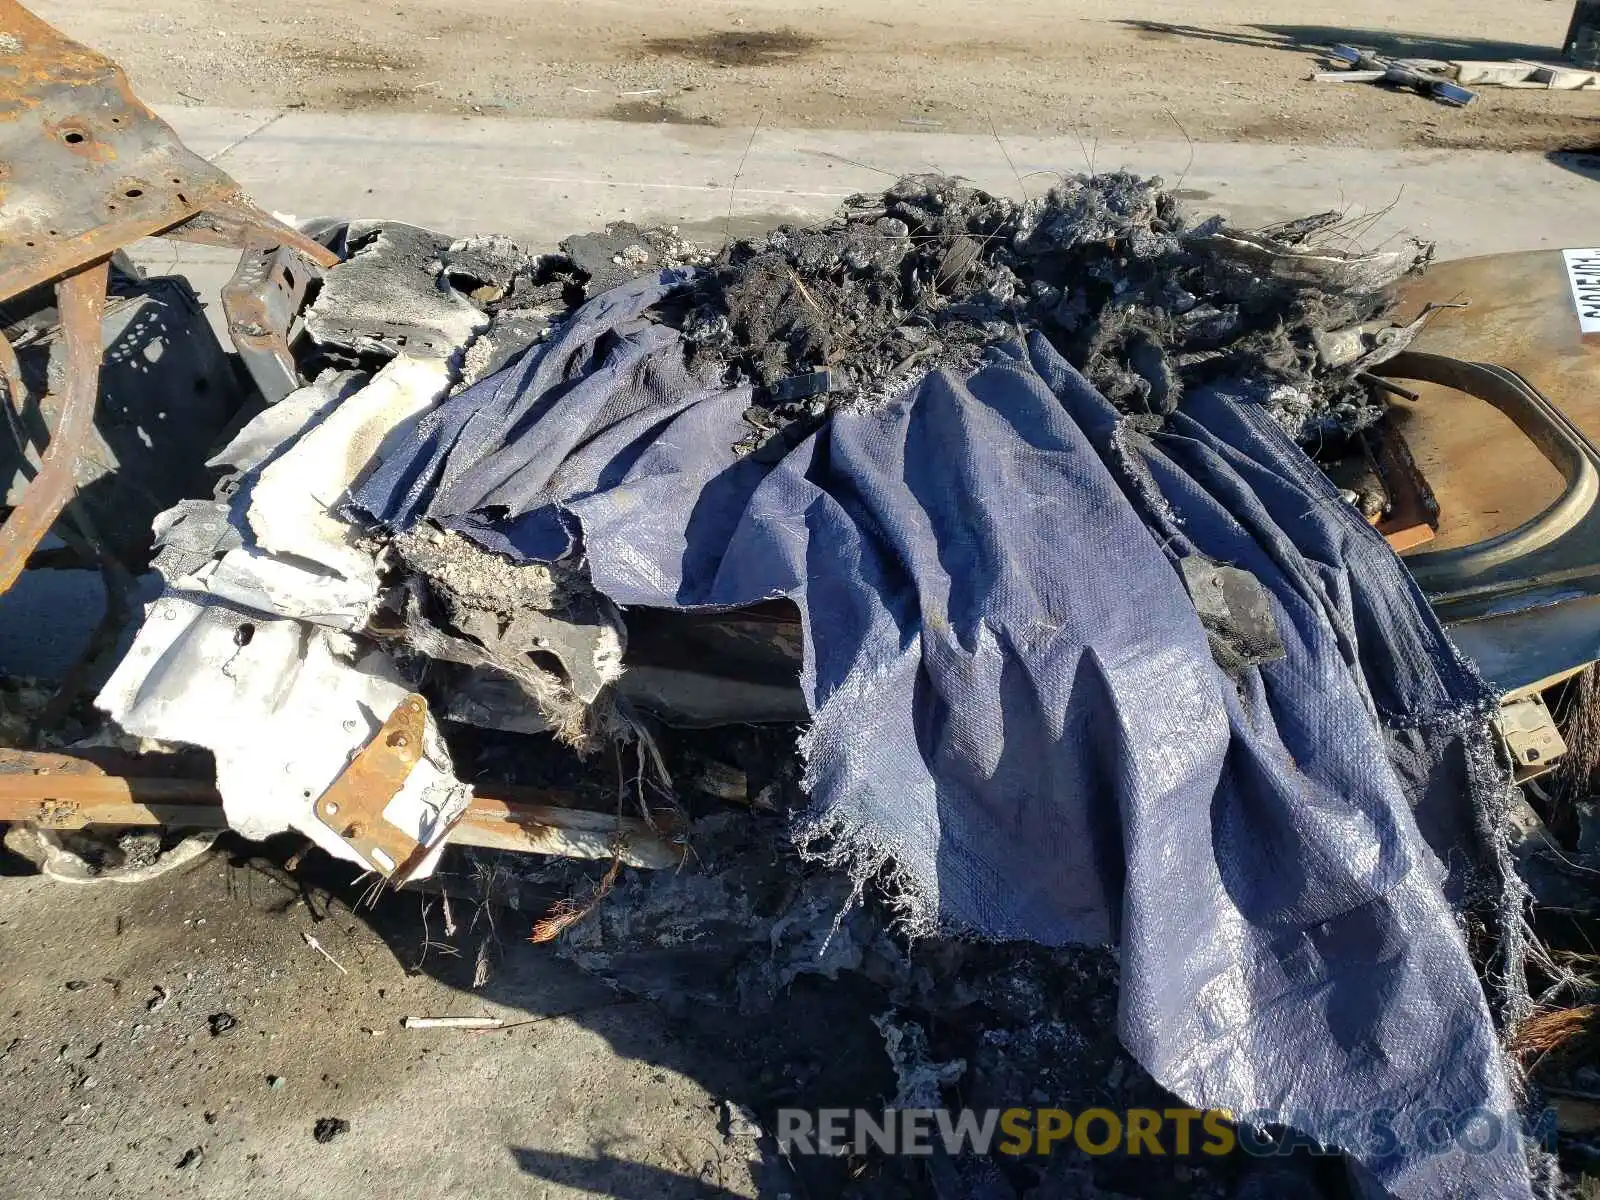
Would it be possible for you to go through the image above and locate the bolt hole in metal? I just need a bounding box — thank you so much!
[61,130,84,144]
[124,187,142,198]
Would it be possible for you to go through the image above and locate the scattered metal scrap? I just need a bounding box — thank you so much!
[1315,45,1479,106]
[0,4,690,884]
[1316,43,1600,106]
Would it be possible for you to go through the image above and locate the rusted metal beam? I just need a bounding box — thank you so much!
[455,792,682,866]
[0,747,686,870]
[0,1,335,298]
[0,258,107,593]
[0,2,341,600]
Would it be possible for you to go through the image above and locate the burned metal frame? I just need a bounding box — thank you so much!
[0,0,336,592]
[222,242,326,404]
[1376,350,1600,624]
[0,5,559,874]
[0,257,105,591]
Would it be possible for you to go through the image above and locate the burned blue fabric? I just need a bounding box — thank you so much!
[350,272,1529,1199]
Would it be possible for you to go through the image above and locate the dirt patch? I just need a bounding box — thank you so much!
[336,85,423,110]
[1415,108,1600,152]
[34,0,1600,150]
[607,100,717,126]
[273,40,413,73]
[642,29,820,68]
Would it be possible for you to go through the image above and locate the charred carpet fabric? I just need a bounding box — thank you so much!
[351,271,1528,1199]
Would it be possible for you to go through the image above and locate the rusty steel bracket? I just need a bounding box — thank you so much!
[221,242,325,403]
[0,1,339,598]
[312,693,453,881]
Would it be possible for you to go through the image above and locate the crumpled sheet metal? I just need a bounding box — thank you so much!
[147,358,454,630]
[349,270,1528,1198]
[97,594,468,872]
[246,356,453,594]
[97,355,469,872]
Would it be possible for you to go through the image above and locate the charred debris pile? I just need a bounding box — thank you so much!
[273,170,1442,771]
[31,171,1552,1200]
[680,172,1430,446]
[314,172,1434,453]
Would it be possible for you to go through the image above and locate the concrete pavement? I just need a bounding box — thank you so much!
[131,107,1600,297]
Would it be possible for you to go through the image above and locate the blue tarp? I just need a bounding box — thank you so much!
[351,270,1529,1198]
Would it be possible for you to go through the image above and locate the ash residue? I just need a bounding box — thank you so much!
[443,811,1305,1198]
[306,175,1425,447]
[392,525,572,614]
[873,1012,965,1110]
[390,524,625,740]
[678,172,1431,443]
[437,234,532,302]
[560,221,713,295]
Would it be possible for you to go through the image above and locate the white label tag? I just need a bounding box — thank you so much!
[1563,248,1600,334]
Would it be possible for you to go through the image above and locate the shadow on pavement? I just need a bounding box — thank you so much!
[508,1146,763,1199]
[253,834,910,1199]
[1550,146,1600,181]
[1119,20,1565,65]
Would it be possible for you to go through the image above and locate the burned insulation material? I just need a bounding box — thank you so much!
[451,235,710,388]
[679,172,1431,443]
[387,525,625,746]
[436,234,532,303]
[872,1012,966,1111]
[302,221,488,365]
[560,221,712,296]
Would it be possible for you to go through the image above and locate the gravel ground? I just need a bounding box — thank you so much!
[0,842,794,1199]
[31,0,1600,152]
